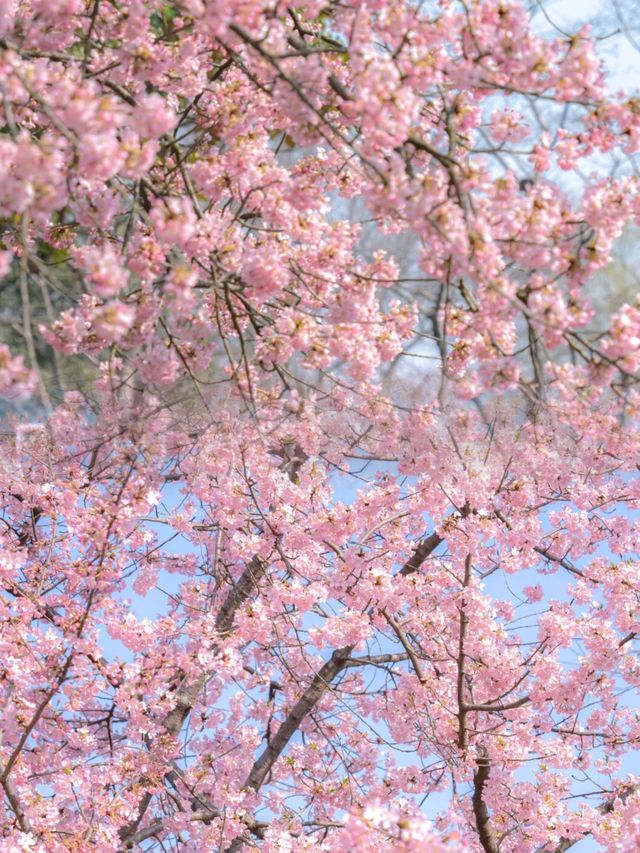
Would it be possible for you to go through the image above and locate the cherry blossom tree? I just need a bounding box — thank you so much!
[1,1,640,850]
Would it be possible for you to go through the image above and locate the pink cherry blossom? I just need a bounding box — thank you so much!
[0,1,639,851]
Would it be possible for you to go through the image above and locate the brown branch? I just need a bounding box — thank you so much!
[120,808,267,850]
[119,553,269,844]
[223,646,354,852]
[457,554,472,750]
[343,652,410,668]
[382,609,426,683]
[0,768,33,834]
[398,504,471,577]
[464,695,530,713]
[0,653,74,784]
[162,553,267,720]
[472,748,500,853]
[397,530,443,576]
[538,784,640,853]
[407,133,457,167]
[492,510,585,579]
[533,545,585,578]
[227,23,388,184]
[82,0,101,73]
[118,451,305,845]
[243,644,353,792]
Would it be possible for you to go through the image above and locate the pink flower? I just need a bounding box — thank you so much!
[0,250,12,277]
[0,344,35,400]
[92,300,136,343]
[150,198,197,248]
[74,245,129,298]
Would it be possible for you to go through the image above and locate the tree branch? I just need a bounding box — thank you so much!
[397,530,443,576]
[537,784,640,853]
[223,645,354,852]
[398,504,471,577]
[382,609,427,683]
[243,645,353,792]
[472,748,500,853]
[457,554,472,750]
[118,450,305,845]
[0,768,33,835]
